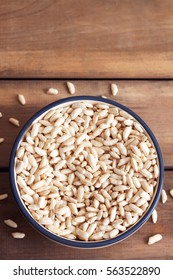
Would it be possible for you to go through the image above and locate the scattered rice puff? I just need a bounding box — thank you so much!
[11,232,25,239]
[67,82,75,94]
[101,96,107,99]
[148,234,162,245]
[9,118,20,127]
[170,189,173,197]
[4,219,18,228]
[151,209,158,224]
[111,83,118,96]
[46,88,58,95]
[161,189,167,204]
[0,138,4,144]
[18,94,26,105]
[0,194,8,200]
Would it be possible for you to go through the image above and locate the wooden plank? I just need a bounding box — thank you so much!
[0,80,173,167]
[0,171,172,260]
[0,0,173,78]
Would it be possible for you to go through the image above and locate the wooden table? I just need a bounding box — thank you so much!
[0,1,173,260]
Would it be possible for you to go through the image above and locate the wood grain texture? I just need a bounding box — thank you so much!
[1,0,173,78]
[0,80,173,167]
[0,171,172,260]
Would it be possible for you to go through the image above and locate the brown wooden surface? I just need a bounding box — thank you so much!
[0,80,173,259]
[0,80,173,167]
[0,171,172,260]
[0,0,173,261]
[1,0,173,78]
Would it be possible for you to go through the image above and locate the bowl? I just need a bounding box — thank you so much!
[9,96,164,248]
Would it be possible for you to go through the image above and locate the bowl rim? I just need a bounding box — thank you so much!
[9,95,164,248]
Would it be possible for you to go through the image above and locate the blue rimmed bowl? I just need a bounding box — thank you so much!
[9,96,164,248]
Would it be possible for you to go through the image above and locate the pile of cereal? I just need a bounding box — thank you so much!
[15,101,159,241]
